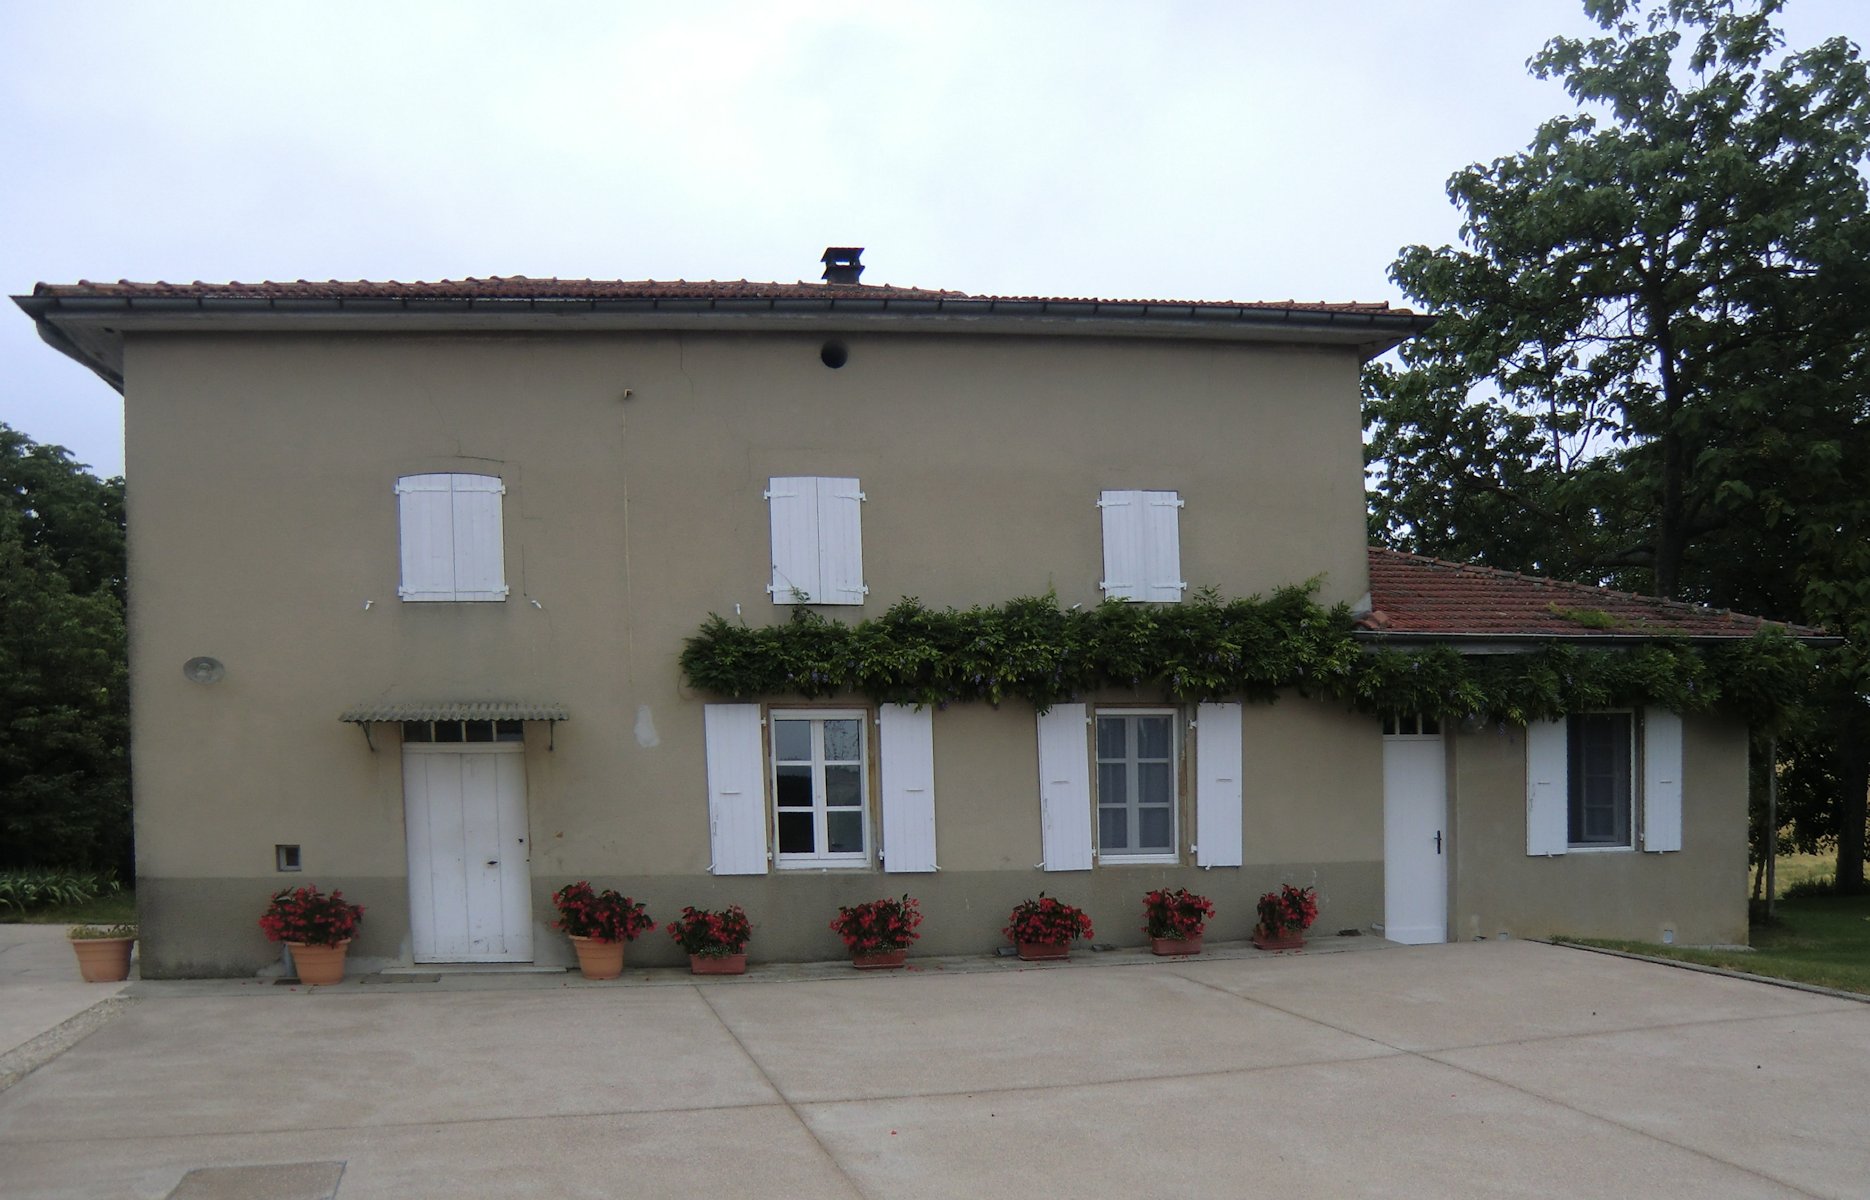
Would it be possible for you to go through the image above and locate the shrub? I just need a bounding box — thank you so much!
[667,905,752,957]
[829,895,923,954]
[1256,885,1318,937]
[259,885,364,947]
[1141,888,1214,940]
[1782,875,1837,899]
[1004,894,1094,946]
[0,869,120,915]
[550,881,655,943]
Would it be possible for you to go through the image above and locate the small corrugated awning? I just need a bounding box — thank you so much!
[340,701,570,724]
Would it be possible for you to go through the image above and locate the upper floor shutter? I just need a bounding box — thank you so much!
[1140,491,1187,602]
[704,704,769,875]
[1036,703,1094,871]
[1526,717,1569,856]
[878,703,938,873]
[1194,701,1243,867]
[766,477,820,603]
[451,474,508,601]
[1098,490,1144,600]
[815,478,867,605]
[396,474,457,601]
[1642,708,1684,853]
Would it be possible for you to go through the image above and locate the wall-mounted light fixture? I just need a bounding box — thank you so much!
[183,656,225,684]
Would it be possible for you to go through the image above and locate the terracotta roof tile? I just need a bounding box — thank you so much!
[29,276,1413,316]
[1361,548,1828,640]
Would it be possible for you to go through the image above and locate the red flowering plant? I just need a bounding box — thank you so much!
[666,904,753,958]
[1256,885,1318,937]
[550,881,655,944]
[1141,888,1214,941]
[829,894,923,954]
[1003,893,1094,947]
[259,885,364,948]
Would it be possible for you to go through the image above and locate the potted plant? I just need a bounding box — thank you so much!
[1253,884,1317,951]
[1004,893,1093,961]
[667,904,752,975]
[829,894,923,969]
[551,881,656,980]
[67,924,137,982]
[1141,888,1214,956]
[259,884,364,985]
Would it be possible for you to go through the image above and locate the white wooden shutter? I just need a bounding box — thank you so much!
[1526,717,1569,856]
[1141,491,1187,602]
[704,704,769,875]
[1036,703,1094,871]
[397,474,457,600]
[766,477,821,603]
[1194,701,1243,867]
[1098,490,1144,600]
[815,477,867,605]
[1642,708,1684,853]
[878,703,938,873]
[450,474,508,601]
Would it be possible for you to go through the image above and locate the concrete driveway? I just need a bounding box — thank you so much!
[1,939,1865,1199]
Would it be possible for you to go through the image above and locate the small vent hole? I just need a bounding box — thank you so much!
[820,341,849,369]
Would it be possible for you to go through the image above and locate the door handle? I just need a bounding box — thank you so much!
[486,860,499,867]
[1434,831,1442,855]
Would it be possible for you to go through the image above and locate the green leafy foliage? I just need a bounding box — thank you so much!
[681,589,1814,727]
[0,868,121,915]
[0,425,128,874]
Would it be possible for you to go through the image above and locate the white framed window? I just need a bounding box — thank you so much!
[1094,709,1179,862]
[1526,707,1682,856]
[1568,711,1633,848]
[767,476,866,605]
[396,473,508,602]
[1098,489,1185,602]
[771,709,871,867]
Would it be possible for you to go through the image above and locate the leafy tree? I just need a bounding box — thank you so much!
[0,424,128,874]
[1364,0,1870,888]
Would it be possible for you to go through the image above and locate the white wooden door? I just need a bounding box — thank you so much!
[403,745,533,962]
[1382,731,1448,945]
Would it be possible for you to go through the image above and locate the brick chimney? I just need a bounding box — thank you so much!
[821,247,864,285]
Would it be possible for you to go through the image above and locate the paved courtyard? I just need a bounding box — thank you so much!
[1,938,1865,1198]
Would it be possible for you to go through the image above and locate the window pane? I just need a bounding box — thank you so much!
[827,811,864,854]
[464,720,493,742]
[1139,762,1172,806]
[823,719,862,762]
[777,811,815,854]
[402,722,431,743]
[1097,762,1127,807]
[1138,807,1173,851]
[495,720,524,742]
[825,764,862,808]
[1421,715,1440,736]
[1136,716,1171,760]
[433,721,464,743]
[1096,717,1126,760]
[773,719,811,762]
[775,764,812,808]
[1100,807,1129,850]
[1569,713,1631,844]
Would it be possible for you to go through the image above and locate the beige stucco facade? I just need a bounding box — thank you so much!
[79,315,1752,975]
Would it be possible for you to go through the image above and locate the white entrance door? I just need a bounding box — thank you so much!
[403,745,533,962]
[1383,725,1448,945]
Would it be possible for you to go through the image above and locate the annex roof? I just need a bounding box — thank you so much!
[1359,548,1834,645]
[14,274,1433,392]
[339,700,569,723]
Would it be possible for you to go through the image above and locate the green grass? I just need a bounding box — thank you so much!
[1569,893,1870,996]
[3,890,137,926]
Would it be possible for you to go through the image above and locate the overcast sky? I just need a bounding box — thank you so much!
[4,0,1866,479]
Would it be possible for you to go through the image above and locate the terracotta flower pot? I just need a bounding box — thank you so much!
[1016,940,1070,962]
[689,952,748,975]
[1151,934,1203,956]
[288,938,352,985]
[70,937,135,982]
[851,948,908,970]
[1252,925,1304,951]
[569,934,626,980]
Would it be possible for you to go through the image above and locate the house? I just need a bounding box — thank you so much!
[14,252,1823,977]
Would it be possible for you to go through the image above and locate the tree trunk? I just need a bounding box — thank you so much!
[1837,721,1867,894]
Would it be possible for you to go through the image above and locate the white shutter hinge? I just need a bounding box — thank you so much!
[497,483,507,495]
[497,585,511,597]
[397,585,412,598]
